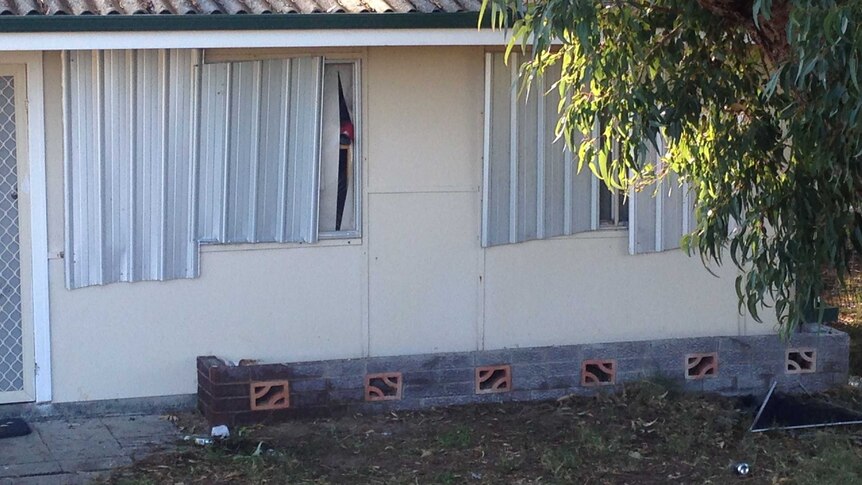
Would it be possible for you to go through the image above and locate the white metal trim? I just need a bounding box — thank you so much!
[0,29,512,52]
[535,73,545,240]
[507,53,519,244]
[26,55,51,403]
[481,53,492,247]
[61,50,73,289]
[682,183,692,235]
[654,135,664,252]
[590,120,599,231]
[627,175,637,255]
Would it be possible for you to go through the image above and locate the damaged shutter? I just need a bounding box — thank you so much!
[197,57,323,245]
[63,50,200,289]
[628,137,695,254]
[482,52,593,247]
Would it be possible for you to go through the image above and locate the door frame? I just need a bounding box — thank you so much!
[0,52,50,404]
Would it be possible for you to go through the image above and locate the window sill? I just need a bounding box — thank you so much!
[200,238,362,254]
[550,227,628,241]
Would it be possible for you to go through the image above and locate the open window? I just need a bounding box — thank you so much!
[319,61,360,238]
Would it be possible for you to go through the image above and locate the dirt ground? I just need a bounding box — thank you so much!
[104,382,862,485]
[102,265,862,484]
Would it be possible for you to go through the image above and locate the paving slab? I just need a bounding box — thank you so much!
[0,414,181,484]
[34,420,125,460]
[0,428,53,466]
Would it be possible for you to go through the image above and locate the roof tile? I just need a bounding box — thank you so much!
[0,0,479,15]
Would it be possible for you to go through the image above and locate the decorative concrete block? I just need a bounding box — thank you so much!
[685,352,718,379]
[249,380,290,411]
[581,359,616,386]
[365,373,403,402]
[475,365,512,394]
[785,348,816,374]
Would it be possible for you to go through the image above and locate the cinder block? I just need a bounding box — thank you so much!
[608,341,651,361]
[545,361,580,377]
[475,349,513,366]
[736,374,769,393]
[290,378,328,393]
[326,359,367,377]
[702,376,736,394]
[541,345,581,363]
[509,346,552,364]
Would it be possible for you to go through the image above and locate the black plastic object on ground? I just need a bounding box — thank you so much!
[750,382,862,432]
[0,417,31,439]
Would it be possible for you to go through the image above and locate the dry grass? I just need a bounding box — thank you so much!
[103,382,862,485]
[103,264,862,484]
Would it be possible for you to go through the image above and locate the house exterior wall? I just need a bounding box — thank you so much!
[32,47,775,404]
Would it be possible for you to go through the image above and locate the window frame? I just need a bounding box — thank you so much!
[318,58,362,241]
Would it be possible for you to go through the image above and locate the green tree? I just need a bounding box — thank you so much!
[482,0,862,336]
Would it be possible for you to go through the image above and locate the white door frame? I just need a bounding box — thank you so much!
[0,52,51,404]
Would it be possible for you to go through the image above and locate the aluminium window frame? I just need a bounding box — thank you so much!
[318,57,362,241]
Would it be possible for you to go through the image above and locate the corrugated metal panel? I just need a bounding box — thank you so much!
[197,57,323,245]
[628,138,692,254]
[64,49,200,289]
[482,52,592,247]
[0,0,482,15]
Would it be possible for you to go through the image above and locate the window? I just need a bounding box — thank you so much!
[597,137,628,227]
[63,50,361,289]
[482,51,596,247]
[319,61,360,238]
[483,51,692,253]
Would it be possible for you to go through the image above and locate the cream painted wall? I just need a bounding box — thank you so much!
[483,231,775,351]
[34,47,771,404]
[365,47,483,356]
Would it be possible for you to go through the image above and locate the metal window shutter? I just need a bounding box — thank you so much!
[64,49,200,289]
[482,52,593,247]
[197,57,323,245]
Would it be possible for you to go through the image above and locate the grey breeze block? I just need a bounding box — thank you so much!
[196,326,849,426]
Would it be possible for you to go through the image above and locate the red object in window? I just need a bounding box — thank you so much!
[340,119,354,144]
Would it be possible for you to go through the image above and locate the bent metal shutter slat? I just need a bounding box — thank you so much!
[628,137,694,254]
[64,51,324,289]
[64,49,200,289]
[197,57,323,245]
[482,52,593,247]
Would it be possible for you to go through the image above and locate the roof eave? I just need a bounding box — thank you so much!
[0,12,491,33]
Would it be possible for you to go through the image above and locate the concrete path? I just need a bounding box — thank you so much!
[0,415,180,484]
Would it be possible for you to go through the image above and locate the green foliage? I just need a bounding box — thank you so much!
[482,0,862,336]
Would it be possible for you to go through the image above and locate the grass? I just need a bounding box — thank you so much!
[102,382,862,485]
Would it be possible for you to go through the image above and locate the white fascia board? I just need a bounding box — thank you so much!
[0,29,512,51]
